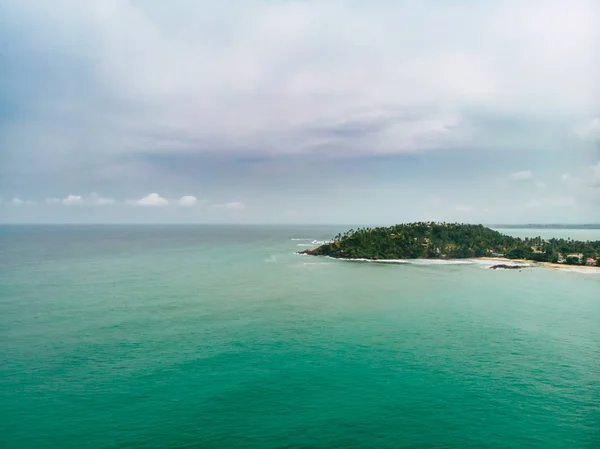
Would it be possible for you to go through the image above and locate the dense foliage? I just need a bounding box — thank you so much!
[302,223,600,265]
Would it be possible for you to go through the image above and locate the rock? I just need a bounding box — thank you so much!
[489,264,527,270]
[297,248,318,255]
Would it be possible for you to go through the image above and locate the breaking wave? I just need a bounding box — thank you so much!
[410,259,473,265]
[290,238,332,245]
[324,258,534,267]
[552,267,600,275]
[469,259,534,268]
[326,257,407,264]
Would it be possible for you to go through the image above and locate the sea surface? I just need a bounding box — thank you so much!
[1,225,599,448]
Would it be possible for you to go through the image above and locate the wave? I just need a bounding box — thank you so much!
[410,259,473,265]
[290,238,332,245]
[325,257,532,267]
[552,267,600,275]
[469,259,534,268]
[296,243,315,247]
[329,257,479,265]
[327,257,409,264]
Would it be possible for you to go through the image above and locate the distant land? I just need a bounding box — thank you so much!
[299,222,600,268]
[489,224,600,230]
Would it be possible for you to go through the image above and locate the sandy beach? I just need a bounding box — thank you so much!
[475,257,600,271]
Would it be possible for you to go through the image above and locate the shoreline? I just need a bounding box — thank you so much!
[298,252,600,271]
[474,257,600,271]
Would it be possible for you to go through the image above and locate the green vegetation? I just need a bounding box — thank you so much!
[300,222,600,264]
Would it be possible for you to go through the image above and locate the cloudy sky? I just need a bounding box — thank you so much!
[1,0,599,224]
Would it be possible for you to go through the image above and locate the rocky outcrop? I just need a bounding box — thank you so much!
[489,264,528,270]
[297,248,320,256]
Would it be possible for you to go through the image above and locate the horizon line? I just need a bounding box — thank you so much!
[1,222,600,228]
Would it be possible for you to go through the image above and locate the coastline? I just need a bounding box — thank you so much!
[474,257,600,271]
[299,252,600,271]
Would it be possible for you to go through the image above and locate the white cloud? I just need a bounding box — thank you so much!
[62,195,83,205]
[535,182,547,188]
[212,201,246,210]
[559,165,600,187]
[12,197,37,206]
[574,118,600,141]
[224,201,246,210]
[511,170,533,181]
[89,193,116,205]
[44,194,115,205]
[136,193,168,206]
[179,195,198,207]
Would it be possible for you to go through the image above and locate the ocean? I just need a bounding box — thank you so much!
[1,225,599,448]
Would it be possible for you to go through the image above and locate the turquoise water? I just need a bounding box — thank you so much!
[1,225,599,448]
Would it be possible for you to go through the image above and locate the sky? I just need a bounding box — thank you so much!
[1,0,599,224]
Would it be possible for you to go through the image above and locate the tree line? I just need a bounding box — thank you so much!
[307,222,599,265]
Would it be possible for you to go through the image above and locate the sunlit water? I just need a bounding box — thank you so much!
[1,225,599,448]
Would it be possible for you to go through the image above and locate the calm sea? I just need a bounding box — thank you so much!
[1,225,599,448]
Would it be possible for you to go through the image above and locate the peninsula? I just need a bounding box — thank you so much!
[298,223,600,268]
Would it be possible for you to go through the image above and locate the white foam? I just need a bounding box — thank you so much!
[324,257,536,267]
[326,257,370,262]
[410,259,473,265]
[552,267,600,275]
[469,259,501,265]
[486,265,534,270]
[332,258,478,265]
[296,243,315,247]
[316,256,545,269]
[290,238,313,241]
[469,259,534,268]
[327,257,409,264]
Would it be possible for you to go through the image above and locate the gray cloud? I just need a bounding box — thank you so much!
[1,0,599,223]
